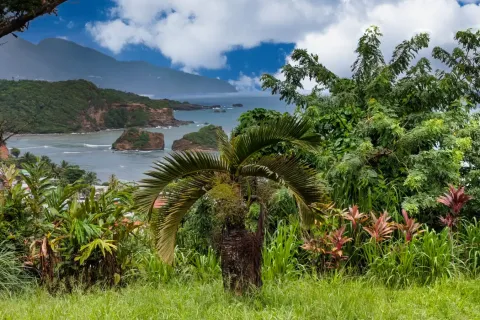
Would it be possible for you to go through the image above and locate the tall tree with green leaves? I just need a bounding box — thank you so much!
[262,27,480,223]
[135,117,322,294]
[0,0,68,39]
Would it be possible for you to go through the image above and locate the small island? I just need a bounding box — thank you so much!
[112,128,165,151]
[172,125,222,151]
[232,103,244,107]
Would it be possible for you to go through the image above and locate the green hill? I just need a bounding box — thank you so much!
[0,35,236,96]
[0,80,192,133]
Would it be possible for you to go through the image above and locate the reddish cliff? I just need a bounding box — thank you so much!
[80,103,191,132]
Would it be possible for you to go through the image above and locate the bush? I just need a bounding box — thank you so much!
[262,222,303,281]
[10,148,20,158]
[365,229,458,287]
[0,246,32,293]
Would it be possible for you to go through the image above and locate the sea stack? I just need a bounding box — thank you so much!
[112,128,165,151]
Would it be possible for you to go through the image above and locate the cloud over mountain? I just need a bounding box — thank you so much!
[86,0,480,87]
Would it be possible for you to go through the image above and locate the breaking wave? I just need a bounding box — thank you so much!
[83,144,111,148]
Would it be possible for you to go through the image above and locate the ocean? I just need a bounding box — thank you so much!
[8,94,293,182]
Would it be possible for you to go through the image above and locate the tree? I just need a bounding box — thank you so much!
[82,171,99,186]
[135,116,322,294]
[0,0,68,39]
[232,108,283,137]
[262,27,480,223]
[10,148,20,158]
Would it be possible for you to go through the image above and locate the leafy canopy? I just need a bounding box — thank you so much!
[262,26,480,221]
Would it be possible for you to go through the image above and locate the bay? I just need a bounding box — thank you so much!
[8,94,293,182]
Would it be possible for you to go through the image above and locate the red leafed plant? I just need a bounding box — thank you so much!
[327,225,352,258]
[363,211,396,242]
[397,209,423,242]
[342,205,367,229]
[439,214,457,229]
[301,226,352,270]
[437,185,472,228]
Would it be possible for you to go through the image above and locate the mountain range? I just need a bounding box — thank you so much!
[0,35,236,97]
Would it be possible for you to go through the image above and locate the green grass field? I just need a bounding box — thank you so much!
[1,279,479,319]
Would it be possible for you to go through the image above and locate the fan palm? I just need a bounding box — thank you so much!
[135,116,323,294]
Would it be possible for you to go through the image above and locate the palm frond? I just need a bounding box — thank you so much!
[216,129,237,165]
[135,151,229,214]
[231,115,320,168]
[155,174,214,264]
[239,156,322,225]
[239,156,322,204]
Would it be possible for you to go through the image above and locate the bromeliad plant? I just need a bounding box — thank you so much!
[135,116,323,294]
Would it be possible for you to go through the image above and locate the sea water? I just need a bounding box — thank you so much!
[8,94,293,182]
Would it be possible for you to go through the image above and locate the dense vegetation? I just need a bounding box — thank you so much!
[1,27,480,318]
[0,79,183,133]
[180,124,222,149]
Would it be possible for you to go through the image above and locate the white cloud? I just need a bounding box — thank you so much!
[56,36,69,40]
[228,73,261,92]
[67,21,75,29]
[86,0,339,70]
[279,0,480,90]
[86,0,480,75]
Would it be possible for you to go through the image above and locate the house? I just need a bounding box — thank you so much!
[154,195,168,209]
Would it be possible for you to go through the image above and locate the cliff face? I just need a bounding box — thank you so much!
[172,125,222,152]
[81,103,191,132]
[112,129,165,151]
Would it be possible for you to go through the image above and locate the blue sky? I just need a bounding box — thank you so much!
[20,0,480,90]
[20,0,294,86]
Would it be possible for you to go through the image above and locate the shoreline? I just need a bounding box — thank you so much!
[11,122,200,137]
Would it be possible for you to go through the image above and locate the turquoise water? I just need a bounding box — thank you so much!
[8,94,293,182]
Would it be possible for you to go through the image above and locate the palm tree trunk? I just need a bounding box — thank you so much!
[220,201,266,295]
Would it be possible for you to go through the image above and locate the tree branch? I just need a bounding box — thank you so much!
[0,0,69,39]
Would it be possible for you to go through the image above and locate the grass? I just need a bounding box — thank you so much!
[1,278,479,319]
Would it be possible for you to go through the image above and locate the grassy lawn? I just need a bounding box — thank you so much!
[1,279,479,319]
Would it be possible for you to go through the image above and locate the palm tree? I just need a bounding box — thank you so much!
[135,116,322,294]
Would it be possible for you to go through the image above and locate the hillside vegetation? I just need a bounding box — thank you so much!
[182,125,220,149]
[0,80,186,133]
[0,35,237,96]
[172,124,222,151]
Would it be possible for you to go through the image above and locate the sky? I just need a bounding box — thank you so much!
[20,0,480,91]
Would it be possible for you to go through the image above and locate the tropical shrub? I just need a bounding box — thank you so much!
[136,116,323,294]
[262,27,480,223]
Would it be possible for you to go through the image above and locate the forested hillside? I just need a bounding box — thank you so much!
[0,35,236,96]
[0,80,190,133]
